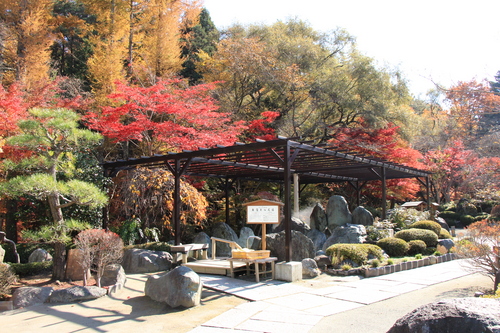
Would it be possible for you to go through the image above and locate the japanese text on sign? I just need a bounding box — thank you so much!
[247,205,279,224]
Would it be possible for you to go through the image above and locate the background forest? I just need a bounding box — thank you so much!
[0,0,500,246]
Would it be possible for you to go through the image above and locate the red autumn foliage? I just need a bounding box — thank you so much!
[242,111,279,141]
[329,121,425,201]
[84,79,247,155]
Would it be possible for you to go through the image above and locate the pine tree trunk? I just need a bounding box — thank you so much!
[52,242,67,281]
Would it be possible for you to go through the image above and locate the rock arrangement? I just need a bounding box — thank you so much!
[122,248,173,274]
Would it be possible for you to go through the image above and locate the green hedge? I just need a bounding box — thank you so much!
[9,261,53,277]
[395,228,438,247]
[376,237,409,257]
[408,220,442,236]
[325,243,383,267]
[438,211,460,226]
[407,240,427,255]
[124,242,171,252]
[439,228,452,239]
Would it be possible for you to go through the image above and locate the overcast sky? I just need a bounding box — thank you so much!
[203,0,500,98]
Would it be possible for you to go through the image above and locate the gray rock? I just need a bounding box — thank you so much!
[322,224,367,251]
[0,245,4,263]
[12,287,53,308]
[28,248,53,263]
[326,195,352,229]
[352,206,374,226]
[264,231,315,262]
[145,266,202,308]
[49,286,107,303]
[435,217,451,231]
[100,264,126,287]
[122,249,173,274]
[388,297,500,333]
[193,232,212,258]
[437,239,455,252]
[211,223,238,257]
[306,229,327,253]
[274,217,311,234]
[302,258,321,277]
[314,255,331,269]
[237,227,256,249]
[309,203,328,232]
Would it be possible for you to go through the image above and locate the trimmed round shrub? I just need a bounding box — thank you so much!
[407,240,427,255]
[377,237,409,257]
[459,215,476,226]
[408,220,442,236]
[325,243,384,267]
[438,211,460,226]
[395,228,438,247]
[439,228,452,239]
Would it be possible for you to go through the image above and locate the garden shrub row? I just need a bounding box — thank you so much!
[376,238,408,257]
[326,243,384,267]
[394,228,438,247]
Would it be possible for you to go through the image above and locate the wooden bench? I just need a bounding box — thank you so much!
[227,257,277,282]
[170,243,209,264]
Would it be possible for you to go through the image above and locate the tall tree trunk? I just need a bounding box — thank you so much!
[52,242,67,280]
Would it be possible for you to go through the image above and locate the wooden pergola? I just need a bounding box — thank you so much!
[102,137,431,262]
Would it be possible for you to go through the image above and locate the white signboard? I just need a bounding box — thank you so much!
[247,205,280,224]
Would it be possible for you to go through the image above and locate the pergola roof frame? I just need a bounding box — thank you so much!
[102,137,432,262]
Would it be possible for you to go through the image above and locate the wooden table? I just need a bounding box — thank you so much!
[170,243,208,264]
[227,257,277,282]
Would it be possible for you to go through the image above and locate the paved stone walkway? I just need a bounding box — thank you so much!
[190,260,474,332]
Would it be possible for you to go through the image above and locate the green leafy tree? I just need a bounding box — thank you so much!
[0,108,108,280]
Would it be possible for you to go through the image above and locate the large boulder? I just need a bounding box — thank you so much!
[28,248,53,263]
[302,258,321,278]
[274,217,311,234]
[309,203,328,232]
[237,226,256,249]
[352,206,374,226]
[193,232,212,258]
[322,224,367,251]
[437,239,455,254]
[122,248,173,274]
[326,195,352,229]
[306,229,327,253]
[12,287,53,309]
[145,266,202,308]
[388,298,500,333]
[264,231,315,262]
[49,286,107,303]
[100,264,126,287]
[211,222,238,257]
[65,248,90,281]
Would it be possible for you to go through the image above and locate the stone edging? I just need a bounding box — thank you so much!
[326,253,457,277]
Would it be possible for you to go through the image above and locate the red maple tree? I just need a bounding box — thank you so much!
[329,121,426,202]
[85,79,247,155]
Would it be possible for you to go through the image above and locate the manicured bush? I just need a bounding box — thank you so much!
[395,228,438,247]
[439,228,452,239]
[377,237,409,257]
[9,261,53,277]
[408,220,442,236]
[124,242,171,252]
[325,243,383,267]
[438,211,460,226]
[460,215,476,226]
[407,240,427,255]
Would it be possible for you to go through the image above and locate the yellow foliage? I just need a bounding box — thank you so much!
[0,0,55,88]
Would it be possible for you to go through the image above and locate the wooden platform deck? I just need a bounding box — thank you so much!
[183,258,247,276]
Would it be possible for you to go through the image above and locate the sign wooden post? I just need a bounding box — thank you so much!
[243,199,283,250]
